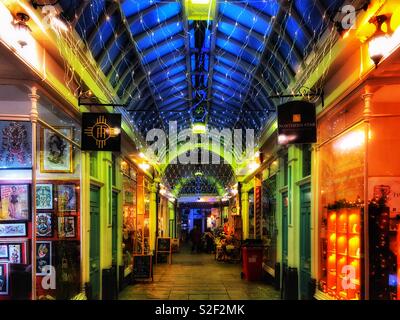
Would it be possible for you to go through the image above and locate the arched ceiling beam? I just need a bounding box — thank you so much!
[133,15,182,46]
[106,42,135,80]
[115,64,144,93]
[139,34,185,62]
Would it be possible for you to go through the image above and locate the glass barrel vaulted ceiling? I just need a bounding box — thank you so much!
[56,0,346,195]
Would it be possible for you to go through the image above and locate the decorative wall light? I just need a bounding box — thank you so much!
[13,13,31,48]
[368,15,391,67]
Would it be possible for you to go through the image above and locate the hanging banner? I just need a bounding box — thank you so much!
[277,101,317,145]
[81,113,121,152]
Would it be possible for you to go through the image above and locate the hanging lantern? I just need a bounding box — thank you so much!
[13,13,32,48]
[368,15,391,67]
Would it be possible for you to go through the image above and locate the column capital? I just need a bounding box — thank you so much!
[362,92,373,119]
[29,86,40,123]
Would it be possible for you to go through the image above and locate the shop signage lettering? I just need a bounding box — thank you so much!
[81,113,121,152]
[277,101,317,145]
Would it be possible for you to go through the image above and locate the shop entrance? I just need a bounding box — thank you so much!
[90,187,101,300]
[299,184,311,300]
[112,192,118,265]
[193,218,203,232]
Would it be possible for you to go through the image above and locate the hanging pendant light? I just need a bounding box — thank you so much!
[368,15,391,68]
[13,13,32,48]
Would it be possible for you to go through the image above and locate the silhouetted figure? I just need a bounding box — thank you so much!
[204,228,215,253]
[190,226,202,253]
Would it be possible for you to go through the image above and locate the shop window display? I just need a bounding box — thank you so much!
[248,189,254,238]
[121,160,137,274]
[35,98,82,300]
[262,176,278,271]
[318,125,365,300]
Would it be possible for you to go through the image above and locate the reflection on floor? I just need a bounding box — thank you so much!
[119,245,281,300]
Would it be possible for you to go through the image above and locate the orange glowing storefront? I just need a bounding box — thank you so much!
[315,48,400,299]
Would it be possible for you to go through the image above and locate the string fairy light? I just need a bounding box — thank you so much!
[34,0,352,194]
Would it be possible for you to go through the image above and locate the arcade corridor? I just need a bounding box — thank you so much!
[0,0,400,302]
[119,246,280,300]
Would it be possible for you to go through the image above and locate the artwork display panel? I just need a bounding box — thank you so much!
[36,184,53,210]
[36,212,53,237]
[40,127,73,173]
[0,184,30,221]
[36,241,52,276]
[0,222,27,237]
[0,121,32,169]
[0,263,8,295]
[57,184,77,213]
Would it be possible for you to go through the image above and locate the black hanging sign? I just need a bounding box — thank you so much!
[277,101,317,145]
[81,113,121,152]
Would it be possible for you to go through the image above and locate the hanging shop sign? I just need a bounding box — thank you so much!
[277,101,317,145]
[81,113,121,152]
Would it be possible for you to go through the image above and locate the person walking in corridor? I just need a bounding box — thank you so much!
[190,226,201,253]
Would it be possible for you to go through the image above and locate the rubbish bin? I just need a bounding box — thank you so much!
[241,239,263,281]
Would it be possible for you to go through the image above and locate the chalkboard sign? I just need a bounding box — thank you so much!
[157,237,171,252]
[132,255,152,280]
[156,237,172,264]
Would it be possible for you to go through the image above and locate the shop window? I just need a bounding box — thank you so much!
[35,95,82,300]
[248,189,255,238]
[302,144,312,177]
[121,161,137,275]
[318,125,365,300]
[262,175,278,271]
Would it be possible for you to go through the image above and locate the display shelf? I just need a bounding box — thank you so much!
[325,206,362,300]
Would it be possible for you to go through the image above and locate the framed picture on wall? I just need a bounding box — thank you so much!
[0,245,8,259]
[0,184,30,221]
[58,216,76,238]
[0,240,28,264]
[57,184,77,213]
[36,212,53,237]
[0,121,32,170]
[0,263,8,295]
[40,127,73,173]
[0,222,27,237]
[8,244,22,264]
[36,184,53,210]
[36,241,52,276]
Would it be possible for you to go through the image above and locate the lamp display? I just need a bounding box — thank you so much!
[368,15,391,67]
[323,199,362,300]
[13,12,31,48]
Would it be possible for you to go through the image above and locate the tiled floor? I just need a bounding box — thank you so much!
[119,246,280,300]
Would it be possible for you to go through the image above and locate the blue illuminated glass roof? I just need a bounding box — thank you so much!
[59,0,346,136]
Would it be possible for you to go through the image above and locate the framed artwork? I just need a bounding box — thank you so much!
[0,240,28,264]
[36,241,52,275]
[57,184,77,213]
[0,245,7,259]
[0,121,32,170]
[8,244,21,264]
[40,127,73,173]
[0,263,8,295]
[0,184,30,221]
[36,212,53,237]
[58,216,76,238]
[0,222,27,237]
[36,184,53,210]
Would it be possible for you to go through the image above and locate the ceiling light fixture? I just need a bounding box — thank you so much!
[192,122,206,134]
[368,15,391,67]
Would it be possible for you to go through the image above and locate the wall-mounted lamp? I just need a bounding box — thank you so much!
[368,15,391,67]
[13,13,31,48]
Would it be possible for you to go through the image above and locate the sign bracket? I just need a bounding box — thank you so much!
[269,88,324,107]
